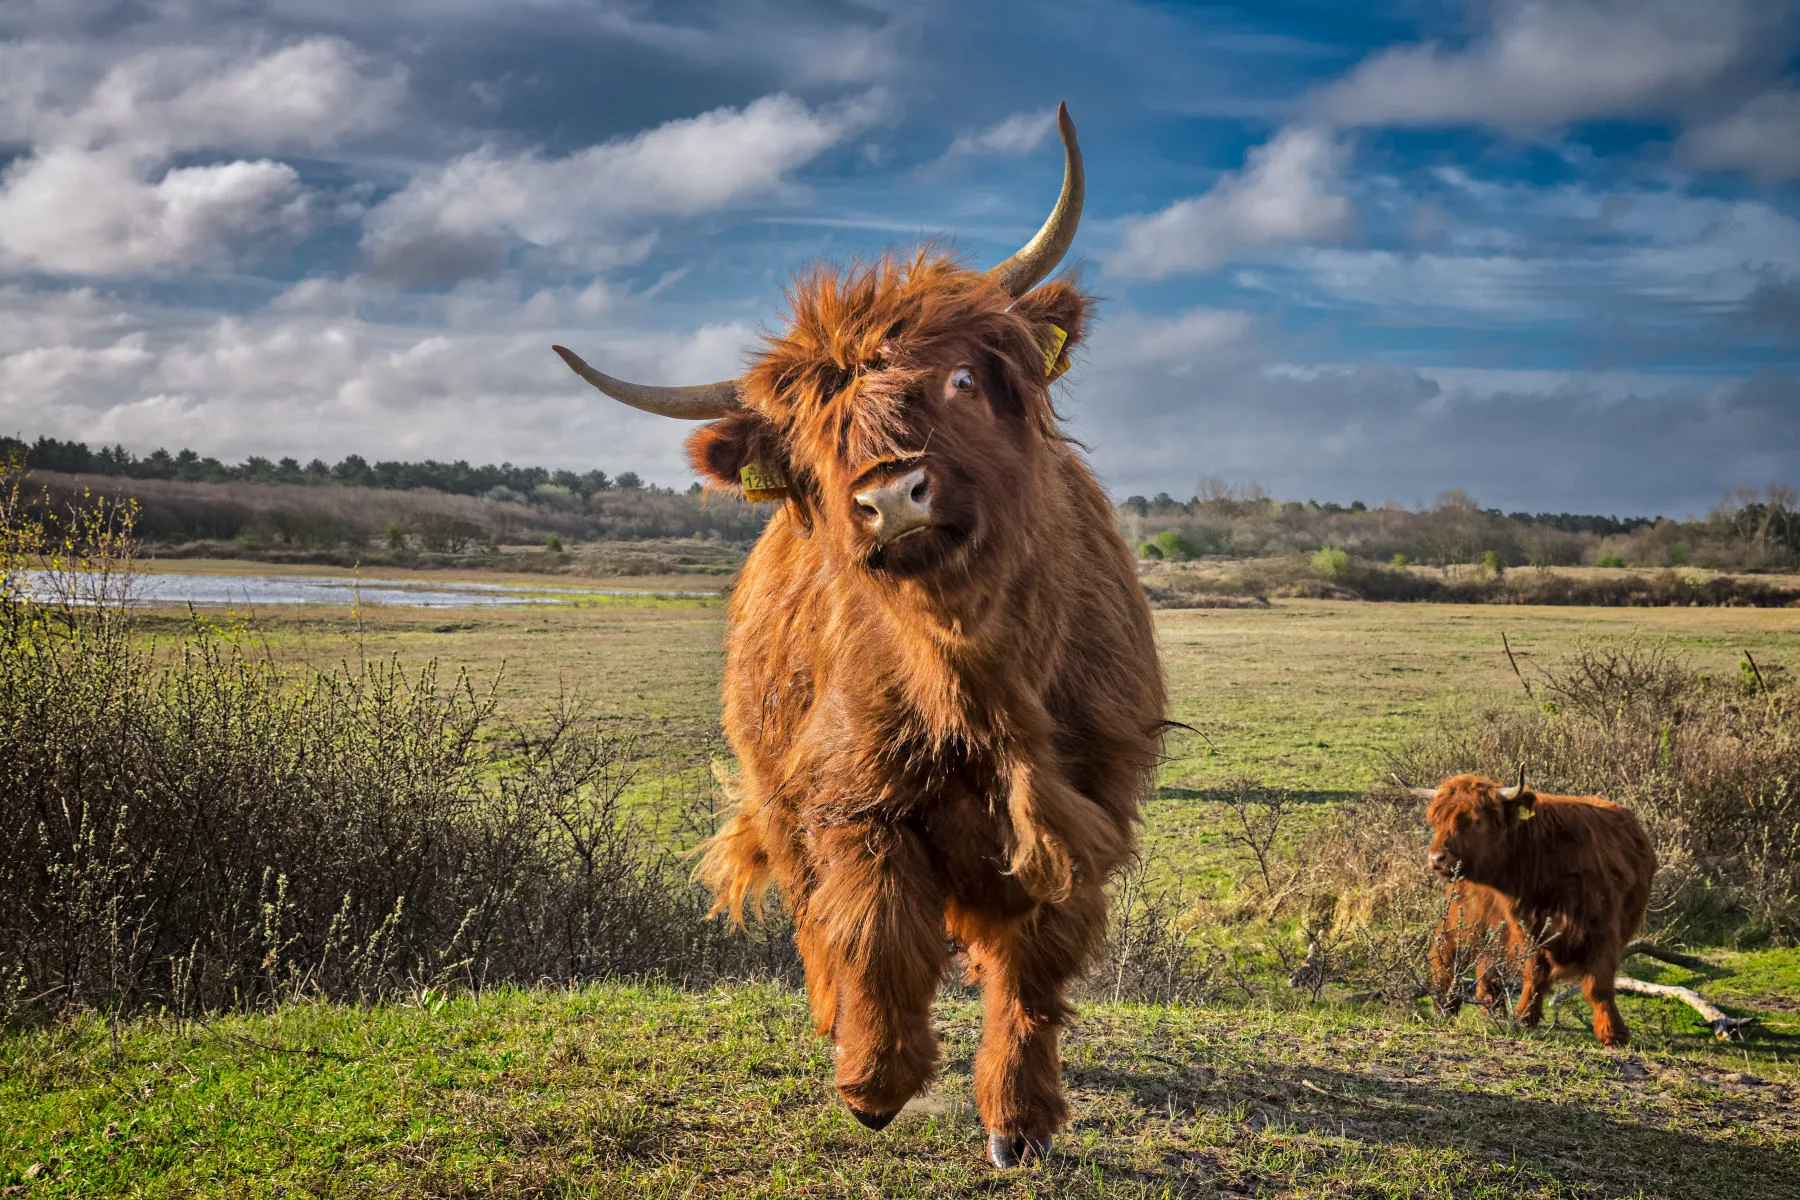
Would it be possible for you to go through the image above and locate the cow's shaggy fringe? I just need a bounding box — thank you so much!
[1387,641,1800,946]
[0,471,796,1026]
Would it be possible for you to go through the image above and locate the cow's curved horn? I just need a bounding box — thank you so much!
[552,345,742,420]
[985,102,1084,298]
[1498,764,1527,801]
[1391,773,1437,800]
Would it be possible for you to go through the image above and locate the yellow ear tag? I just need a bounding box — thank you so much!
[1043,323,1070,381]
[1517,807,1535,820]
[739,460,789,503]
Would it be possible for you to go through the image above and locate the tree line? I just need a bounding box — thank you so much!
[3,435,653,500]
[1122,477,1659,539]
[1123,482,1800,572]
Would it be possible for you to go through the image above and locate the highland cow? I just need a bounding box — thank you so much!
[1412,770,1657,1046]
[552,106,1166,1166]
[1430,878,1527,1015]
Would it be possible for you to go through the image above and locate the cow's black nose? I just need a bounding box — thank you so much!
[1429,851,1450,870]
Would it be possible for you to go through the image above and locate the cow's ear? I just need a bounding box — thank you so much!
[1012,279,1091,380]
[1510,790,1539,821]
[686,411,775,488]
[685,412,813,534]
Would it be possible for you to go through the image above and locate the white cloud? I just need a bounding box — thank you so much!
[7,37,404,156]
[0,38,403,275]
[1108,126,1355,279]
[362,91,884,284]
[1310,0,1770,132]
[943,110,1056,158]
[1239,186,1800,331]
[0,279,756,482]
[0,149,308,274]
[1090,307,1257,371]
[1679,88,1800,181]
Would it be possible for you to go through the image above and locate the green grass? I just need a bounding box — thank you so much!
[16,588,1797,1196]
[1153,601,1800,792]
[5,984,1796,1198]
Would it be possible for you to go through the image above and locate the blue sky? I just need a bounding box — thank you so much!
[2,0,1796,515]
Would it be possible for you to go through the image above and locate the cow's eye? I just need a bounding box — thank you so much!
[949,367,975,393]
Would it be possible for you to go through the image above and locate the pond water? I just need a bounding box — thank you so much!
[22,571,717,609]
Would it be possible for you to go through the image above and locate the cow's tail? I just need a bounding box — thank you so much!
[1006,759,1128,904]
[695,762,775,927]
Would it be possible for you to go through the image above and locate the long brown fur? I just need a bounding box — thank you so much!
[1429,879,1527,1015]
[1424,773,1657,1046]
[692,248,1164,1140]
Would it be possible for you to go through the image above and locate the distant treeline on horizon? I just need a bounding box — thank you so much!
[3,434,665,501]
[5,434,1659,534]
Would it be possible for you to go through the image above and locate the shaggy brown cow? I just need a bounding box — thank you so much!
[1429,879,1527,1015]
[1413,771,1656,1046]
[552,106,1165,1167]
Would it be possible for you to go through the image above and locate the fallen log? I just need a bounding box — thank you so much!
[1613,975,1757,1039]
[1623,941,1712,971]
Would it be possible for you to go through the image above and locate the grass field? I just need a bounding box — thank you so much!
[5,984,1797,1197]
[7,567,1800,1196]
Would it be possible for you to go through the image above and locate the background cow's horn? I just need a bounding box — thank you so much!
[552,345,742,420]
[984,101,1085,298]
[1498,763,1527,800]
[1391,773,1436,800]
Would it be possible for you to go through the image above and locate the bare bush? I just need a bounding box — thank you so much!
[1089,860,1242,1006]
[0,470,795,1024]
[1217,779,1303,916]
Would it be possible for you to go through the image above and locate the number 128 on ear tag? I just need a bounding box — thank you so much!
[740,460,789,502]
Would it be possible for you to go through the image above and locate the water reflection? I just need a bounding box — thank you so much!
[22,571,716,608]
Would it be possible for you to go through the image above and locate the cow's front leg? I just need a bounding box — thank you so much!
[952,883,1105,1167]
[808,821,949,1127]
[1515,950,1550,1027]
[1428,918,1464,1015]
[1472,954,1509,1014]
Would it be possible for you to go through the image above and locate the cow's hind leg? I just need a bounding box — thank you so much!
[1583,972,1629,1047]
[808,822,949,1127]
[953,884,1105,1167]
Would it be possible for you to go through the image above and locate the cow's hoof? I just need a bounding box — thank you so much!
[987,1133,1052,1168]
[848,1106,898,1132]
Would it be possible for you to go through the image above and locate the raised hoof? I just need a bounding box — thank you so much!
[848,1106,898,1132]
[987,1133,1052,1168]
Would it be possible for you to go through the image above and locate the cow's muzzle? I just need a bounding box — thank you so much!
[854,466,933,547]
[1428,850,1454,875]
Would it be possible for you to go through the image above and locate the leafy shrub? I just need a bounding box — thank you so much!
[1596,553,1626,568]
[1149,529,1200,561]
[1391,553,1411,567]
[533,483,579,508]
[1310,547,1353,582]
[1482,550,1505,578]
[544,533,564,553]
